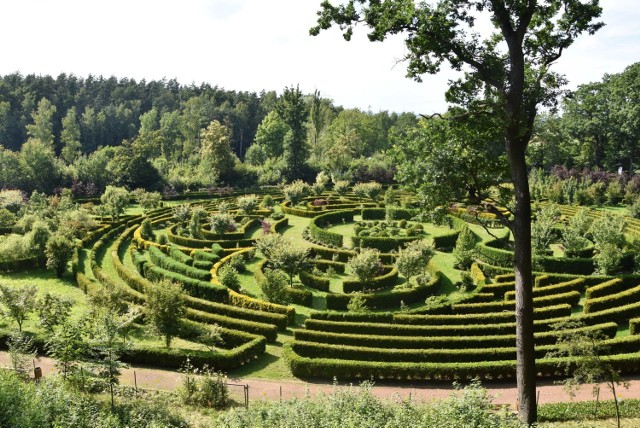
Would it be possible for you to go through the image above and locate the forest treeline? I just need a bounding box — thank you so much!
[0,61,637,196]
[0,73,415,194]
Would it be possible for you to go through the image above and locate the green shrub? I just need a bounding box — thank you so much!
[218,264,240,291]
[260,269,291,305]
[452,225,476,269]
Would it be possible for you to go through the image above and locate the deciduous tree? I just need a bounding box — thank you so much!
[312,1,603,423]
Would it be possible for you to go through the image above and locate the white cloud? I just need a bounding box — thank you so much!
[0,0,636,114]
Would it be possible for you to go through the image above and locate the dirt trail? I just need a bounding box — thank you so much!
[3,351,640,406]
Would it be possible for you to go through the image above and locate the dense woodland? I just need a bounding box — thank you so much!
[0,74,413,195]
[0,62,637,198]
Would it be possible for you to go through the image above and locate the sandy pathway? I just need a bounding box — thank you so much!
[2,351,639,407]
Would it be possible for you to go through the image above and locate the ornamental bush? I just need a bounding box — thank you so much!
[209,213,237,235]
[237,194,259,215]
[218,264,240,291]
[347,249,381,292]
[260,269,290,305]
[333,179,350,196]
[453,225,476,269]
[283,180,310,206]
[353,181,383,202]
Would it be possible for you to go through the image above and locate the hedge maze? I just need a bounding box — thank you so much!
[7,186,640,383]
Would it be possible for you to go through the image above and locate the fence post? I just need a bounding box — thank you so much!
[134,371,138,397]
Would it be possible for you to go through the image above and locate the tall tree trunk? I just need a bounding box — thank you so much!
[507,140,537,424]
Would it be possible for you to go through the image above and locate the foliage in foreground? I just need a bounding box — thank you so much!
[214,380,524,428]
[0,370,187,428]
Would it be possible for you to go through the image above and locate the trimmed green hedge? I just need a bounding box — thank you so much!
[292,322,617,352]
[122,336,266,371]
[584,284,640,314]
[585,278,625,299]
[299,270,330,292]
[304,318,543,337]
[325,272,441,310]
[167,224,254,249]
[351,235,420,253]
[290,334,640,366]
[185,307,278,342]
[308,210,354,247]
[503,278,585,301]
[360,208,417,220]
[393,304,572,325]
[148,246,212,282]
[480,281,515,298]
[342,266,399,293]
[169,246,193,266]
[310,311,394,323]
[453,291,580,314]
[143,261,228,302]
[229,289,296,323]
[0,256,41,273]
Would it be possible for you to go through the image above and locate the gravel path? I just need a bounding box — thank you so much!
[2,351,639,407]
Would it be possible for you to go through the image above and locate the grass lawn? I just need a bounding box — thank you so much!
[0,268,89,332]
[279,215,312,248]
[228,331,295,381]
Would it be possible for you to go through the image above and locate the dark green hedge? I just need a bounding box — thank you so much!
[480,281,515,298]
[351,235,420,253]
[292,322,617,352]
[342,266,399,293]
[169,246,193,266]
[148,246,212,282]
[229,289,296,323]
[325,272,441,311]
[305,319,528,337]
[310,311,394,323]
[299,270,330,292]
[503,278,585,301]
[143,261,228,302]
[361,208,417,220]
[0,257,41,273]
[308,210,354,247]
[585,278,625,299]
[584,284,640,314]
[393,304,572,326]
[185,307,278,342]
[453,291,580,314]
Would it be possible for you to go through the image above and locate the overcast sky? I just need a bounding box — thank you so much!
[0,0,637,114]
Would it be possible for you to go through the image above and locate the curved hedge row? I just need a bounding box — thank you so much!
[308,210,354,248]
[453,291,580,315]
[303,318,563,337]
[143,260,228,302]
[253,259,313,306]
[342,265,399,293]
[228,289,296,323]
[503,278,585,301]
[148,246,212,282]
[351,235,420,253]
[309,303,571,325]
[325,272,441,311]
[167,224,254,249]
[289,334,640,366]
[293,322,617,350]
[299,270,330,292]
[584,284,640,314]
